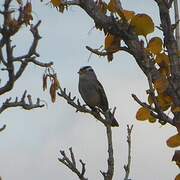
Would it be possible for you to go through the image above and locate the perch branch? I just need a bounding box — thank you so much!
[124,125,133,180]
[58,87,118,127]
[58,147,88,180]
[58,87,117,180]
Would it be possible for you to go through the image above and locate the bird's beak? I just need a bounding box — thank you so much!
[78,70,82,74]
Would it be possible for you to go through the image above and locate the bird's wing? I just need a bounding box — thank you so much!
[95,80,109,111]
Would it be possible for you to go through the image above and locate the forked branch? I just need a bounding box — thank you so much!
[58,147,88,180]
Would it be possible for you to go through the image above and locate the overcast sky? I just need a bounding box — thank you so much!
[0,0,179,180]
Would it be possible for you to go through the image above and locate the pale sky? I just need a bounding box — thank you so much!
[0,0,179,180]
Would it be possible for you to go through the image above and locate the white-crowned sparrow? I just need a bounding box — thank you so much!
[78,66,119,127]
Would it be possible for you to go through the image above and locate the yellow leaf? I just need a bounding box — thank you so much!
[104,34,120,52]
[172,106,180,113]
[117,9,135,21]
[107,0,117,13]
[177,51,180,57]
[159,66,171,78]
[166,134,180,148]
[148,95,153,105]
[163,94,173,104]
[148,115,156,123]
[16,0,22,4]
[98,1,108,15]
[176,161,180,168]
[155,53,169,66]
[175,174,180,180]
[154,77,168,94]
[130,13,154,37]
[157,94,171,111]
[136,107,151,121]
[147,37,163,54]
[51,0,62,7]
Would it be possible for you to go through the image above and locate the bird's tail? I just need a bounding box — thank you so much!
[108,111,119,127]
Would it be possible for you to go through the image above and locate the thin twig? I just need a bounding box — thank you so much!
[0,124,6,132]
[131,94,155,111]
[86,46,133,57]
[124,125,133,180]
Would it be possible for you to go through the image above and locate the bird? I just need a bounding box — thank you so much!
[78,66,119,127]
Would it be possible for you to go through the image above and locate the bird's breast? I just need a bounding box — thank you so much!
[78,79,100,108]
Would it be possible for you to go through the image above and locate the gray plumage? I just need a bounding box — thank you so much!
[78,66,119,127]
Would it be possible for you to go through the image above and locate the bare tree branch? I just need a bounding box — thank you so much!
[57,85,118,180]
[58,148,88,180]
[131,94,155,111]
[124,125,133,180]
[0,90,44,114]
[174,0,180,51]
[62,0,80,6]
[86,46,133,57]
[0,2,53,97]
[57,87,119,127]
[100,125,114,180]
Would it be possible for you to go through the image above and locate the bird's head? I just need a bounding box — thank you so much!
[78,66,97,79]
